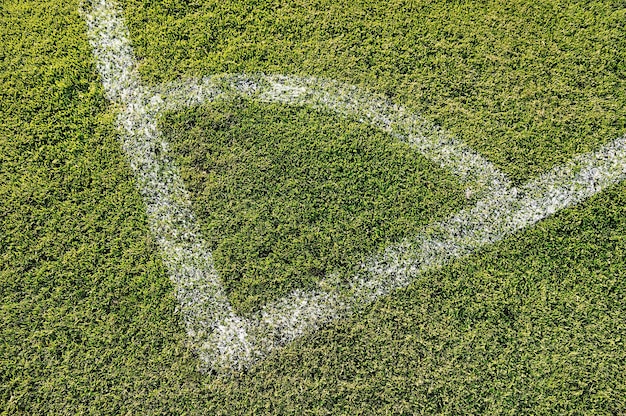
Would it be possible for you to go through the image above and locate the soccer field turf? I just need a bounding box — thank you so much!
[1,0,626,413]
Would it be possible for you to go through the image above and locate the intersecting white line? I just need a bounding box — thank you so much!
[82,0,626,372]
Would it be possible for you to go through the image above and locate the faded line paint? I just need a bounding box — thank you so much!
[81,0,626,372]
[82,0,254,370]
[153,74,511,196]
[257,136,626,329]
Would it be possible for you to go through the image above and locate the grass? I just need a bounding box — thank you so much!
[1,0,625,414]
[121,0,626,182]
[161,99,465,313]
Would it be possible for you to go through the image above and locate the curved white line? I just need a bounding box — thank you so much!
[81,0,626,371]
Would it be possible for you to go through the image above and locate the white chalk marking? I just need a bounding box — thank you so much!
[81,0,626,372]
[82,0,254,368]
[154,74,512,196]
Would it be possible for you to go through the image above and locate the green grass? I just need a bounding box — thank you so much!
[161,100,465,313]
[1,0,626,414]
[121,0,626,182]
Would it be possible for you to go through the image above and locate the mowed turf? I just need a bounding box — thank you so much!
[161,101,465,313]
[1,0,625,414]
[121,0,626,182]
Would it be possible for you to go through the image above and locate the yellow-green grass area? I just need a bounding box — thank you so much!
[1,0,625,414]
[122,0,626,182]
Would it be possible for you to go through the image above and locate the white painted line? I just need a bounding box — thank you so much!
[81,0,626,372]
[82,0,254,368]
[154,74,512,197]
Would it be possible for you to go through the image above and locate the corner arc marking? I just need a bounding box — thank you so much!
[81,0,626,372]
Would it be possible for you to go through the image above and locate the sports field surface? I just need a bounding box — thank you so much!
[1,0,625,414]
